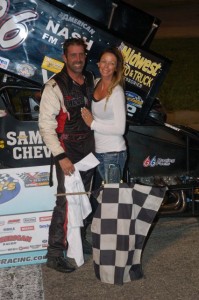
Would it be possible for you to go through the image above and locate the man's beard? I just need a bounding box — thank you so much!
[68,61,84,73]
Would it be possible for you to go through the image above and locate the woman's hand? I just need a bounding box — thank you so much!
[81,107,93,127]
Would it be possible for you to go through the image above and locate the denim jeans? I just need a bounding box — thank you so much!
[95,150,127,183]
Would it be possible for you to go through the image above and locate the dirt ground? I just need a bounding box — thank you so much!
[42,217,199,300]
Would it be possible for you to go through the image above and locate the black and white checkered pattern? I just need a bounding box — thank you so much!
[0,174,10,190]
[91,182,167,285]
[0,174,9,182]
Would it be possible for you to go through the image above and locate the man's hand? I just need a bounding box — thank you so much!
[59,157,75,176]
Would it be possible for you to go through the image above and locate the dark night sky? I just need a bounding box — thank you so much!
[123,0,199,38]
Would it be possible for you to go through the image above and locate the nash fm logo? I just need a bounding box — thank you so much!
[0,174,20,204]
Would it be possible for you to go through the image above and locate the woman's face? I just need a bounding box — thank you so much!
[98,52,117,80]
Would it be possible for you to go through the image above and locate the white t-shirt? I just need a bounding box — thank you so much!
[91,84,126,153]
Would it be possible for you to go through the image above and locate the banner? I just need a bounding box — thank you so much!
[0,165,56,268]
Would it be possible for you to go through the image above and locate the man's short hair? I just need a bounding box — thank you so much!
[63,38,87,55]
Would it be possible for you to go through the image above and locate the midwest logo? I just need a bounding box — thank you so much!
[119,43,162,88]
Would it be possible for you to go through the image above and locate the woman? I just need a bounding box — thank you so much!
[81,47,127,183]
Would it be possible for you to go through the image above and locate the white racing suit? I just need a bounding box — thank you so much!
[39,67,95,257]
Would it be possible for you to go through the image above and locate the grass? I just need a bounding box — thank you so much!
[150,38,199,111]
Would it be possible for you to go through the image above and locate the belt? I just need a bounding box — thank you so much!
[60,132,91,142]
[97,150,126,155]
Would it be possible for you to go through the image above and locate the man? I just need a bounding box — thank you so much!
[39,38,95,273]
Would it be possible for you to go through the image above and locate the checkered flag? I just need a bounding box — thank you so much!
[0,174,17,189]
[0,174,10,181]
[91,182,167,285]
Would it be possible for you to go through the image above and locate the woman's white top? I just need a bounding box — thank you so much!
[91,84,126,153]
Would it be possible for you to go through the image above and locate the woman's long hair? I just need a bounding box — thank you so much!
[98,47,124,101]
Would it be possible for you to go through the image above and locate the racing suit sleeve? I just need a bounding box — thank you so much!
[39,80,67,161]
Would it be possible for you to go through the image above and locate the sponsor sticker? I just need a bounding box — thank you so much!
[39,216,52,222]
[20,226,34,231]
[0,174,20,204]
[41,56,64,73]
[143,156,175,167]
[18,172,50,187]
[0,56,9,69]
[16,63,36,78]
[39,224,50,229]
[23,217,36,223]
[125,91,143,117]
[7,219,20,224]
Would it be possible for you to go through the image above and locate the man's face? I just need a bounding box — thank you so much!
[63,44,86,74]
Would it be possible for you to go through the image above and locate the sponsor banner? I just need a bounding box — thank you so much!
[120,42,163,94]
[0,251,47,268]
[0,0,170,122]
[5,129,51,161]
[0,165,56,212]
[0,211,52,256]
[0,118,51,168]
[0,165,56,267]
